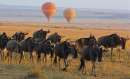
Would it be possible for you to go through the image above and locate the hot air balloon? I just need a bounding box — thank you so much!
[41,2,56,22]
[64,8,76,23]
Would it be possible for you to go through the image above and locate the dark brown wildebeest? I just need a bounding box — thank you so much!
[98,33,129,61]
[53,40,78,71]
[79,44,103,76]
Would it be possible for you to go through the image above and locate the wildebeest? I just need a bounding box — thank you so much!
[33,29,50,43]
[53,41,78,71]
[47,32,61,44]
[12,32,28,42]
[79,45,103,76]
[6,39,21,63]
[19,37,35,63]
[0,32,10,49]
[98,33,129,60]
[0,32,10,60]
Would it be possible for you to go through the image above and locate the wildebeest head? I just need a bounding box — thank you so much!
[120,37,129,49]
[62,40,71,49]
[12,32,28,42]
[88,35,97,47]
[47,32,61,44]
[0,32,10,49]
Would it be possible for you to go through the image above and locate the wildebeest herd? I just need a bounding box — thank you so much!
[0,29,129,76]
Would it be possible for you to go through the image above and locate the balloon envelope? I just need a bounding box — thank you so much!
[41,2,56,22]
[64,8,76,23]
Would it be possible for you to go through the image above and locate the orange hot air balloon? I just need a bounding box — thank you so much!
[64,8,76,23]
[41,2,56,22]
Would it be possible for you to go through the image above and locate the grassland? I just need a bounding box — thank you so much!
[0,22,130,79]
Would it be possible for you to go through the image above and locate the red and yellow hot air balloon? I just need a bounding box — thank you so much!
[64,8,76,23]
[41,2,57,22]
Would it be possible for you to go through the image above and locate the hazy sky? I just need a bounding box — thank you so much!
[0,0,129,10]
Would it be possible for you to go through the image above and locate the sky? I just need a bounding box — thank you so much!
[0,0,129,10]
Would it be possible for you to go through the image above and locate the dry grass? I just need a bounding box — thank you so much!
[0,22,130,79]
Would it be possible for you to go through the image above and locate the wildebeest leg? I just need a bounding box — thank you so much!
[82,61,86,74]
[91,61,96,77]
[37,52,41,63]
[42,53,47,63]
[79,58,86,74]
[67,59,71,68]
[54,56,57,64]
[50,51,54,65]
[2,50,6,61]
[19,52,23,64]
[30,52,34,63]
[0,50,4,60]
[62,59,68,71]
[58,58,61,71]
[9,52,13,64]
[0,50,3,61]
[52,56,57,70]
[117,48,121,62]
[0,49,2,61]
[5,51,9,62]
[50,51,54,59]
[44,53,47,63]
[111,48,113,61]
[50,56,53,65]
[6,51,11,64]
[50,54,54,67]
